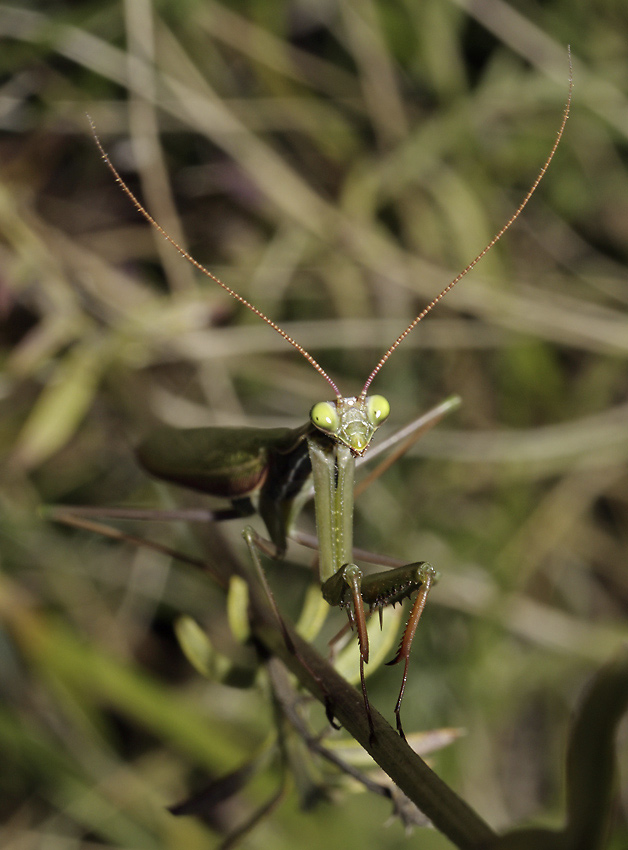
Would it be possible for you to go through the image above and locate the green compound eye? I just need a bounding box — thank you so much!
[366,395,390,426]
[310,401,339,433]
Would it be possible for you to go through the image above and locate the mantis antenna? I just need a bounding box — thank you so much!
[87,115,341,400]
[359,54,573,400]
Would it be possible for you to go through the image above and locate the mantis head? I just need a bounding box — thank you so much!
[310,395,390,456]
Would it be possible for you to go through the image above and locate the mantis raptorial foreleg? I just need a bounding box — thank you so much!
[319,558,438,737]
[384,566,438,736]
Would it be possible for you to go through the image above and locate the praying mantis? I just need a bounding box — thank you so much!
[82,75,571,741]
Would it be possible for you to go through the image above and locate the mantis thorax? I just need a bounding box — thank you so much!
[310,395,390,456]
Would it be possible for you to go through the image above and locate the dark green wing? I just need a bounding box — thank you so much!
[136,424,310,499]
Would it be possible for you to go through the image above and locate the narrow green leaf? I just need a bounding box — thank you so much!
[13,340,109,468]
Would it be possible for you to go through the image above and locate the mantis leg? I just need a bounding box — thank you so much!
[322,563,374,740]
[242,526,295,655]
[385,564,438,737]
[361,562,438,739]
[243,526,344,730]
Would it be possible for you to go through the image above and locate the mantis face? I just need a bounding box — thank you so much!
[309,395,390,456]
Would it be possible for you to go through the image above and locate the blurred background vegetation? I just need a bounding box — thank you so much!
[0,0,627,848]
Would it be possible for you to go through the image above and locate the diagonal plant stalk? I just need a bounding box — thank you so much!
[233,528,498,849]
[254,625,496,847]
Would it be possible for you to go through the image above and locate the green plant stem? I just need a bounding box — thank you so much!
[245,567,497,849]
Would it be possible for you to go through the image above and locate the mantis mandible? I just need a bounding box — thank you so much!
[86,76,571,739]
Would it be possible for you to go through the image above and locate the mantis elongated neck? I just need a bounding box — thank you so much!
[307,437,354,584]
